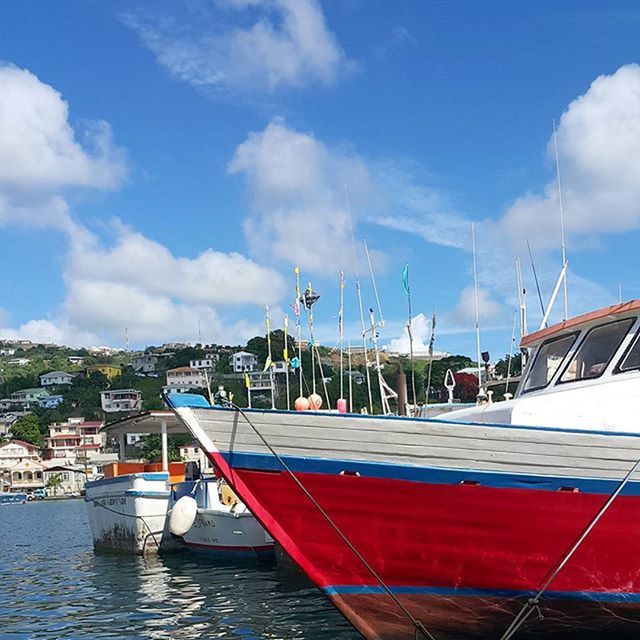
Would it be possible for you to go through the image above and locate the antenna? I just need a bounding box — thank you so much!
[364,239,384,326]
[338,270,345,403]
[265,305,275,409]
[345,184,373,413]
[505,310,518,400]
[472,223,485,401]
[402,263,417,409]
[515,258,527,338]
[124,327,130,353]
[553,119,569,320]
[197,319,203,345]
[526,240,546,320]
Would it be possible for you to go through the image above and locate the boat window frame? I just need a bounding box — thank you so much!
[521,331,580,394]
[613,320,640,374]
[555,317,635,386]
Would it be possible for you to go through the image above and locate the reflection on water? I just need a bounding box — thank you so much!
[0,500,357,639]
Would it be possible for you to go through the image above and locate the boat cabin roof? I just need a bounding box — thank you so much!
[102,410,186,436]
[521,300,640,347]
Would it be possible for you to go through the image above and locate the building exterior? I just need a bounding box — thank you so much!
[8,459,45,492]
[189,357,218,371]
[68,356,85,365]
[0,439,41,472]
[100,389,142,413]
[164,367,208,393]
[7,358,30,366]
[229,351,259,373]
[131,353,167,374]
[0,348,16,356]
[10,388,50,406]
[86,364,122,380]
[42,464,87,495]
[43,417,104,465]
[178,441,213,471]
[38,395,64,409]
[346,370,366,385]
[272,361,288,374]
[40,371,74,386]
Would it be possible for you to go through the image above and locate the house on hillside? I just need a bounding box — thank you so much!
[43,417,104,466]
[346,370,366,385]
[100,389,142,413]
[86,364,121,380]
[7,358,30,366]
[0,439,41,472]
[164,367,208,394]
[131,353,173,375]
[229,351,258,373]
[10,388,50,406]
[68,356,85,365]
[0,348,16,356]
[189,356,219,371]
[179,441,213,471]
[38,395,64,409]
[40,371,74,387]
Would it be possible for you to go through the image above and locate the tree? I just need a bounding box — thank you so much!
[10,414,43,447]
[140,434,181,463]
[451,372,479,403]
[494,352,523,379]
[46,473,63,496]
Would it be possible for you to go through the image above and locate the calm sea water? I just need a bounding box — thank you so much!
[0,499,358,639]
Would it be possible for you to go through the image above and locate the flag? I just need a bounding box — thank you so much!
[401,263,410,296]
[263,356,273,372]
[283,315,289,363]
[244,373,250,388]
[292,300,300,318]
[290,356,300,370]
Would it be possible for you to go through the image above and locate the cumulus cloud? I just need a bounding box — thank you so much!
[448,286,507,330]
[388,312,434,354]
[124,0,351,94]
[0,63,284,347]
[0,64,126,194]
[229,117,376,273]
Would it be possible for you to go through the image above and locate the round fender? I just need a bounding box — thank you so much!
[168,496,198,536]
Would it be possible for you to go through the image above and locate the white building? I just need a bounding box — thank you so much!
[8,358,30,366]
[40,371,74,386]
[229,351,258,373]
[164,367,208,393]
[100,389,143,413]
[189,357,218,371]
[42,464,87,495]
[179,441,213,471]
[44,418,104,465]
[68,356,85,365]
[0,440,41,472]
[132,353,163,374]
[8,459,45,492]
[0,348,16,356]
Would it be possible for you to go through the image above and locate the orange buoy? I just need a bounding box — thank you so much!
[308,393,323,410]
[294,396,310,411]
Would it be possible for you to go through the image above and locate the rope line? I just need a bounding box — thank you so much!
[226,402,437,640]
[500,456,640,640]
[87,498,163,552]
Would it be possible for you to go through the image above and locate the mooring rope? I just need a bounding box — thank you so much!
[226,401,437,640]
[500,456,640,640]
[87,498,164,552]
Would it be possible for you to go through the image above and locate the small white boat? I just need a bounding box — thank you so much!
[84,410,187,554]
[171,477,274,558]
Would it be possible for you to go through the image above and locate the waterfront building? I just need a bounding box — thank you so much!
[0,439,41,471]
[100,389,142,413]
[178,440,213,471]
[86,364,122,380]
[42,464,87,495]
[8,458,45,493]
[40,371,74,386]
[229,351,258,373]
[164,367,208,393]
[43,417,104,465]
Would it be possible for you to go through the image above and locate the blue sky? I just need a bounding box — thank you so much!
[1,1,640,360]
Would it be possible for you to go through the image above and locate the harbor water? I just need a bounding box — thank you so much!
[0,499,357,639]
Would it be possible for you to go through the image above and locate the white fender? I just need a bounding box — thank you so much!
[168,496,198,536]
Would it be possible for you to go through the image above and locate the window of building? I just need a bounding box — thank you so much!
[559,319,634,384]
[523,333,578,393]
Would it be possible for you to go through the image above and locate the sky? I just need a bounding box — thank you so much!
[2,1,640,360]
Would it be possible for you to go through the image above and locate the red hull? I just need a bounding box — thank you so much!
[209,456,640,639]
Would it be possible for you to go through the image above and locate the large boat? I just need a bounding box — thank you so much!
[168,300,640,639]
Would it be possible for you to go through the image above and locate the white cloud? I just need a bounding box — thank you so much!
[125,0,351,94]
[0,64,284,347]
[388,312,434,353]
[0,64,126,194]
[448,286,507,330]
[229,117,376,273]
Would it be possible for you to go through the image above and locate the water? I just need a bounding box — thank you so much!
[0,500,358,639]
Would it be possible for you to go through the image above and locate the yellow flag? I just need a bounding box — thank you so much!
[244,373,250,388]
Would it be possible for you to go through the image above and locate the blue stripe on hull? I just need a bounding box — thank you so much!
[324,584,640,603]
[220,450,640,496]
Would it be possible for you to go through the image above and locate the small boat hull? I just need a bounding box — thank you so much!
[0,492,27,505]
[85,473,170,554]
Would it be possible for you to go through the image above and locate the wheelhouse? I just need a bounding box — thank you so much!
[517,301,640,397]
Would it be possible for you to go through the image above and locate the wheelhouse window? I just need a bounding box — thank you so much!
[523,333,578,392]
[615,324,640,373]
[559,318,634,383]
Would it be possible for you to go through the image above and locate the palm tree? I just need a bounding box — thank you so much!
[46,473,63,497]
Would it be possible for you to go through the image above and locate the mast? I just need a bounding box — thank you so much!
[283,314,291,409]
[347,340,353,413]
[294,266,303,398]
[515,257,527,339]
[339,270,345,403]
[553,119,569,321]
[402,263,417,410]
[471,223,484,400]
[345,184,373,413]
[265,304,275,409]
